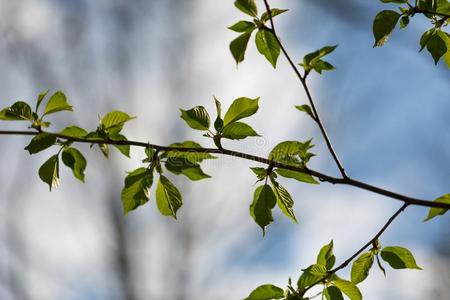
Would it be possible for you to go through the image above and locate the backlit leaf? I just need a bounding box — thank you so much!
[180,106,210,130]
[230,30,254,65]
[424,193,450,221]
[380,246,422,270]
[249,184,277,235]
[156,175,182,219]
[244,284,284,300]
[297,264,327,291]
[61,147,87,182]
[43,91,73,116]
[0,101,33,121]
[275,168,318,184]
[261,8,289,23]
[317,240,336,270]
[351,252,374,284]
[223,97,259,126]
[38,155,60,191]
[234,0,258,17]
[24,132,56,154]
[228,20,255,32]
[271,178,297,223]
[222,122,259,140]
[333,279,362,300]
[373,10,400,47]
[121,167,153,214]
[255,29,280,68]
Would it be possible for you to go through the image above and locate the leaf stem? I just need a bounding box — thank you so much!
[0,129,448,210]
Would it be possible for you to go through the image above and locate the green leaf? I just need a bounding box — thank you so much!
[223,97,259,126]
[297,264,327,291]
[443,33,450,69]
[324,286,344,300]
[38,155,60,191]
[121,168,153,214]
[179,106,210,130]
[271,178,297,223]
[418,0,436,11]
[269,141,312,165]
[156,175,183,219]
[110,134,130,158]
[424,193,450,221]
[230,30,254,65]
[399,16,409,29]
[275,168,319,184]
[234,0,258,17]
[0,101,33,121]
[61,147,87,182]
[250,184,277,235]
[426,30,448,64]
[165,158,211,181]
[351,252,374,284]
[244,284,284,300]
[380,246,422,270]
[43,91,73,116]
[213,96,224,132]
[317,240,336,271]
[24,133,56,154]
[255,29,281,68]
[312,60,335,74]
[162,141,216,164]
[333,279,362,300]
[419,28,435,52]
[261,8,289,23]
[222,122,259,140]
[295,104,314,118]
[250,167,267,180]
[36,89,49,112]
[59,126,88,138]
[303,45,338,67]
[436,0,450,14]
[228,20,256,32]
[101,110,134,134]
[372,10,401,47]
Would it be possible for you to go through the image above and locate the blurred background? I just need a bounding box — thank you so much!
[0,0,449,299]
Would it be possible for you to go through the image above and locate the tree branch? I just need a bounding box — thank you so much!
[0,130,448,210]
[262,0,348,178]
[301,203,409,296]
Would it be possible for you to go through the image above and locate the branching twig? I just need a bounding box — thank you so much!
[0,130,448,210]
[262,0,348,178]
[301,203,409,296]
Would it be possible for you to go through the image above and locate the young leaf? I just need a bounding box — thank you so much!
[110,134,130,158]
[36,89,49,112]
[223,97,259,126]
[269,141,311,165]
[38,154,60,191]
[295,104,314,118]
[234,0,258,18]
[230,30,254,65]
[24,133,56,154]
[162,141,216,164]
[250,167,267,180]
[222,122,259,140]
[324,286,344,300]
[426,30,448,64]
[249,184,277,235]
[303,45,337,67]
[255,29,281,68]
[179,106,210,130]
[380,0,408,3]
[228,20,256,32]
[297,264,327,291]
[260,8,289,23]
[61,147,87,182]
[373,10,401,47]
[419,28,435,52]
[156,175,183,219]
[213,96,224,131]
[60,126,88,138]
[244,284,284,300]
[165,158,211,181]
[0,101,33,121]
[121,168,153,214]
[332,279,362,300]
[275,168,318,184]
[317,240,336,270]
[43,91,73,116]
[424,193,450,221]
[399,16,409,29]
[380,246,422,269]
[271,178,297,223]
[101,110,134,134]
[351,252,374,284]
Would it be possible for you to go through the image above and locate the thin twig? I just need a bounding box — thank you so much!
[262,0,348,178]
[301,203,409,296]
[0,130,448,210]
